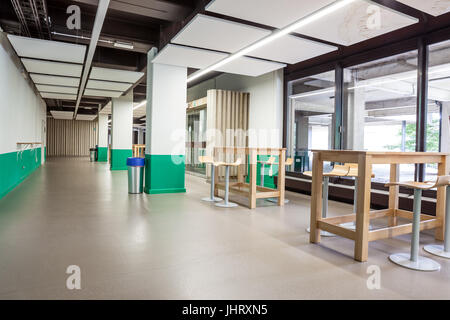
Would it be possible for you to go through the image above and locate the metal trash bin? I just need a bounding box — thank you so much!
[89,148,96,162]
[127,157,145,194]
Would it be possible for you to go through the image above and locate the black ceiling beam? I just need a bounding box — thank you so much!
[92,46,146,71]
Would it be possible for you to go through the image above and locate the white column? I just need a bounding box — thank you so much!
[346,87,365,150]
[441,102,450,153]
[111,90,133,170]
[97,113,109,162]
[145,51,187,194]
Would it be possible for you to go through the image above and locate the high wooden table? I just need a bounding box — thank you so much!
[309,150,450,262]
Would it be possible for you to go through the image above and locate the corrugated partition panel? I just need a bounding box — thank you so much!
[47,118,98,157]
[207,89,249,177]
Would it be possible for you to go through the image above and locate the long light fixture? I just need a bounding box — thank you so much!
[133,100,146,110]
[187,0,357,83]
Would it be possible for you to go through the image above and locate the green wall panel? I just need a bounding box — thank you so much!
[246,155,278,189]
[0,148,41,200]
[97,147,108,162]
[110,149,132,170]
[144,154,186,194]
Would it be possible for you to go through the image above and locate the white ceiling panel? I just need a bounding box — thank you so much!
[89,67,144,83]
[7,35,86,63]
[86,79,132,91]
[172,14,271,53]
[50,110,74,120]
[152,44,227,68]
[216,56,285,77]
[30,74,80,87]
[396,0,450,16]
[76,114,98,121]
[84,88,123,98]
[249,35,337,64]
[206,0,335,29]
[22,58,83,77]
[36,84,78,94]
[41,92,77,100]
[294,0,418,46]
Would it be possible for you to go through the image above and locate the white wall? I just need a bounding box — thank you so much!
[0,33,46,156]
[98,114,109,148]
[188,70,284,148]
[111,91,133,150]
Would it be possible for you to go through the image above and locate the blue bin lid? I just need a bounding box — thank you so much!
[127,157,145,167]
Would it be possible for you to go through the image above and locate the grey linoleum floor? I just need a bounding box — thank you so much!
[0,157,449,299]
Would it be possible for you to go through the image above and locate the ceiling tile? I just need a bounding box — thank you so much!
[152,44,227,68]
[41,92,77,100]
[172,14,271,53]
[76,114,98,121]
[206,0,335,29]
[396,0,450,16]
[86,79,132,91]
[36,84,78,94]
[30,74,80,87]
[22,58,83,77]
[50,110,74,119]
[84,88,123,98]
[7,35,86,63]
[89,67,144,83]
[216,56,285,77]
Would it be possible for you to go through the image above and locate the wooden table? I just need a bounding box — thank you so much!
[213,147,286,209]
[309,150,450,262]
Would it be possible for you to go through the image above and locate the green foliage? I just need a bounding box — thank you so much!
[384,119,440,152]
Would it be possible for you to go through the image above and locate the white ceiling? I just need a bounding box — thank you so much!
[36,84,78,94]
[206,0,335,29]
[21,58,83,77]
[172,14,271,53]
[152,44,227,69]
[30,74,80,87]
[76,114,98,121]
[86,79,132,91]
[89,67,144,83]
[41,92,77,100]
[84,88,123,98]
[7,35,86,63]
[396,0,450,16]
[216,56,285,77]
[295,0,418,46]
[50,110,74,119]
[249,35,337,64]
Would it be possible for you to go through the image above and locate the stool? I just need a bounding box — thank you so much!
[266,157,293,204]
[385,179,444,271]
[304,164,350,237]
[215,159,242,208]
[423,176,450,259]
[199,156,222,202]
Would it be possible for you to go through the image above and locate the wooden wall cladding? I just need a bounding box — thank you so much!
[47,118,98,157]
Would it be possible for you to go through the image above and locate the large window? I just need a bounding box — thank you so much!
[287,70,335,173]
[427,40,450,180]
[343,50,418,182]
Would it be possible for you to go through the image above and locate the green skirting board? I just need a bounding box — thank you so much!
[0,148,41,200]
[97,147,108,162]
[144,154,186,194]
[110,149,132,170]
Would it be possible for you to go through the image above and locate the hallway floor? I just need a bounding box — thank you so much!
[0,158,449,299]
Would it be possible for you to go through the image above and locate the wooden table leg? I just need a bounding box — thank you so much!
[388,164,399,227]
[249,149,257,209]
[278,149,286,206]
[436,156,450,241]
[310,152,323,244]
[354,154,372,262]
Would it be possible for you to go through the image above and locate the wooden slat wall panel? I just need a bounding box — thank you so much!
[47,118,98,157]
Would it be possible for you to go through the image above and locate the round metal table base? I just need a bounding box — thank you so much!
[306,227,336,237]
[389,253,441,271]
[215,202,238,208]
[340,222,374,231]
[266,198,289,204]
[423,245,450,259]
[201,197,222,202]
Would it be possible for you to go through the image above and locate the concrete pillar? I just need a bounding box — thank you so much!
[442,102,450,153]
[295,114,309,151]
[137,129,144,145]
[346,87,365,150]
[97,114,109,162]
[110,90,133,170]
[145,48,187,194]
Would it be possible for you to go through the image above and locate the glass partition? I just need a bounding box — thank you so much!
[287,70,335,173]
[343,50,418,182]
[186,108,207,175]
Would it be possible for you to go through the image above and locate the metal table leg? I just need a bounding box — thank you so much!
[307,176,335,237]
[424,186,450,258]
[202,164,222,202]
[215,165,238,208]
[389,189,441,271]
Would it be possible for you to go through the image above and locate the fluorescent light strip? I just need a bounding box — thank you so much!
[133,100,146,110]
[187,0,356,83]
